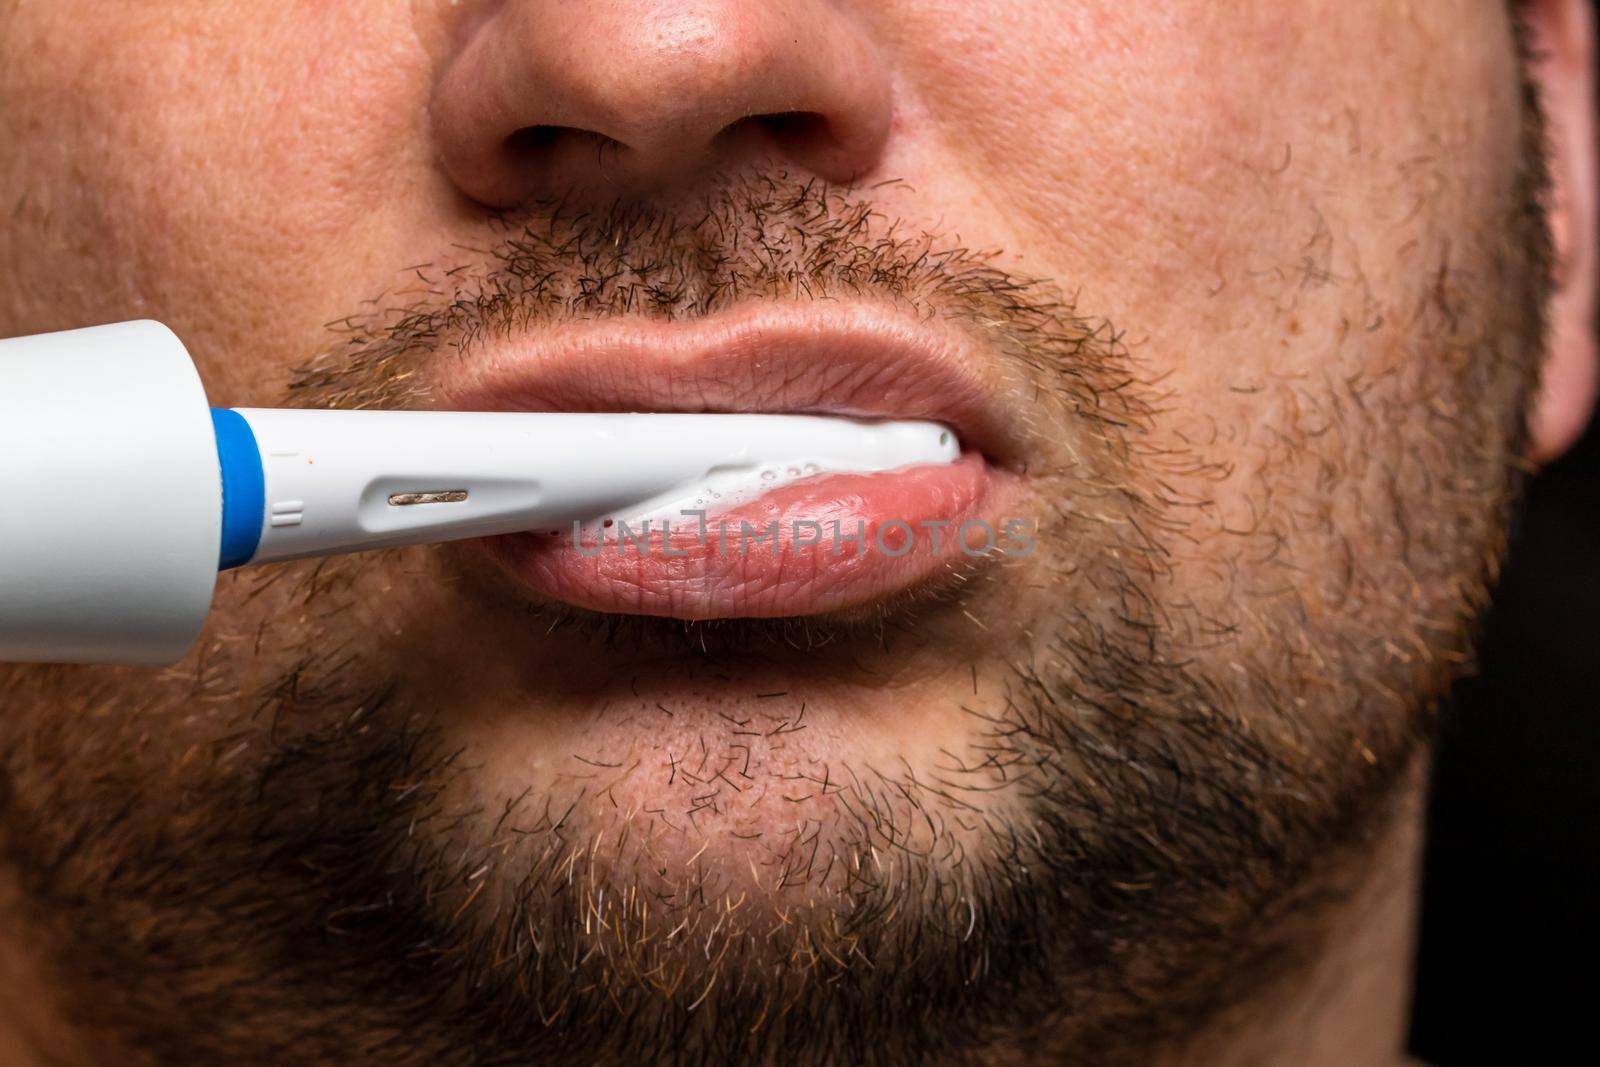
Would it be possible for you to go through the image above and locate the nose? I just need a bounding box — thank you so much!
[429,0,893,208]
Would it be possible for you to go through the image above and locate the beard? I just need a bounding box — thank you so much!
[0,149,1550,1066]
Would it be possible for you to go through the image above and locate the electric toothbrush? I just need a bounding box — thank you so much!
[0,321,958,664]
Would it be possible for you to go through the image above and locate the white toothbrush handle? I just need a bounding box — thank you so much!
[0,319,957,666]
[235,409,957,565]
[0,321,220,665]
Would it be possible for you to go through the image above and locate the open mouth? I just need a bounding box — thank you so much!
[435,301,1030,619]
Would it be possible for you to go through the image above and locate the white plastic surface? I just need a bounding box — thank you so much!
[236,409,960,565]
[0,321,220,664]
[0,314,959,666]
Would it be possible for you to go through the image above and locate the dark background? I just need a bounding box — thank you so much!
[1407,12,1600,1046]
[1408,414,1598,1063]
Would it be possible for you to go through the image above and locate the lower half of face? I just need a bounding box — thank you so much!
[0,6,1548,1067]
[2,215,1543,1066]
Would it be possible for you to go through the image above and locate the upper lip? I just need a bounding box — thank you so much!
[431,301,1025,466]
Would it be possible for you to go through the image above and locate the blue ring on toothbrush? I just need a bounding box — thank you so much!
[211,408,265,570]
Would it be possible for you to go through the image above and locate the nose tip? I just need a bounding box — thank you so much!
[429,2,892,208]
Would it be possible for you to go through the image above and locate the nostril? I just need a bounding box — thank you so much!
[504,124,625,170]
[723,111,834,157]
[755,111,830,138]
[508,124,563,150]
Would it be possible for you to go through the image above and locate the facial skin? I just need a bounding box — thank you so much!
[0,2,1594,1065]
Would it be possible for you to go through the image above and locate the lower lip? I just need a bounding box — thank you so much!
[484,454,1015,618]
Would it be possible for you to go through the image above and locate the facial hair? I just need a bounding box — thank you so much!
[0,146,1550,1067]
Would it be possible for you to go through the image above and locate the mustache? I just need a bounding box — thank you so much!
[281,170,1149,445]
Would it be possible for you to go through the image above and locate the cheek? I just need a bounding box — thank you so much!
[891,0,1524,417]
[880,1,1530,634]
[883,4,1308,289]
[0,4,442,401]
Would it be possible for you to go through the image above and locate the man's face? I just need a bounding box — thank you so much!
[0,2,1561,1064]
